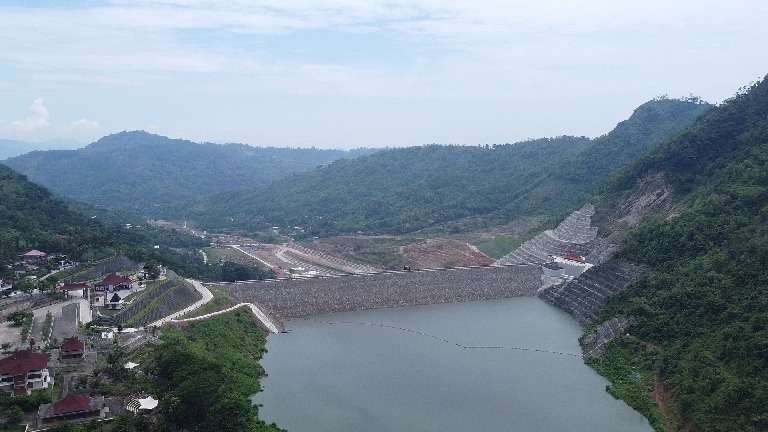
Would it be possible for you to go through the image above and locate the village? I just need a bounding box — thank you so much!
[0,249,165,430]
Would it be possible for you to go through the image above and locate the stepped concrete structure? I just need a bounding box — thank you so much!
[538,259,646,324]
[227,264,541,319]
[495,204,599,266]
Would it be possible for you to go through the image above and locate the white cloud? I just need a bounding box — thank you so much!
[10,98,50,131]
[71,118,101,129]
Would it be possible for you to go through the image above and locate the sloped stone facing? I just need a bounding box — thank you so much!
[538,259,646,325]
[551,203,599,244]
[495,204,599,266]
[228,265,541,319]
[111,273,201,326]
[579,317,630,358]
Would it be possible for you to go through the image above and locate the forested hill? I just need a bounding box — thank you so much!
[594,77,768,431]
[0,163,112,268]
[185,98,710,236]
[4,131,372,210]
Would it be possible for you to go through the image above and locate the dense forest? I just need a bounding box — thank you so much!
[181,98,710,236]
[596,77,768,431]
[0,163,113,270]
[4,131,373,210]
[0,163,270,282]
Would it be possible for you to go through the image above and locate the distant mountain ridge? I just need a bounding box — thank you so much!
[182,98,711,236]
[0,138,84,160]
[4,131,374,210]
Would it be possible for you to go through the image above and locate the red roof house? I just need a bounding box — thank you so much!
[0,350,48,376]
[60,337,85,360]
[21,250,47,263]
[39,393,104,423]
[53,394,92,415]
[0,350,52,395]
[95,273,133,292]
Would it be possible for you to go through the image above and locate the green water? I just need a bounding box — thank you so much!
[253,298,652,432]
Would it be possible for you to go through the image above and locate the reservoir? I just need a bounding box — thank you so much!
[253,297,652,432]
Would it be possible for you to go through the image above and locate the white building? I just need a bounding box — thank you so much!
[0,350,53,396]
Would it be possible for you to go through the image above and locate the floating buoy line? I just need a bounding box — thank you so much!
[301,320,585,359]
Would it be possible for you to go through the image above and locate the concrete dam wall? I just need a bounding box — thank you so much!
[226,264,541,319]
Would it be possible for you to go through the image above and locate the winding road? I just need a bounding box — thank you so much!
[146,278,281,333]
[171,302,282,333]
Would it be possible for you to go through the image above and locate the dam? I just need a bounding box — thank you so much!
[226,264,541,320]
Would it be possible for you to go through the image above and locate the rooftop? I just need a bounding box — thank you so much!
[53,394,92,415]
[61,337,85,353]
[0,350,49,375]
[97,273,131,286]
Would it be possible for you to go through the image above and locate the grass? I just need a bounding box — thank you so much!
[473,235,522,259]
[203,246,271,271]
[586,338,667,432]
[204,246,247,263]
[183,284,233,319]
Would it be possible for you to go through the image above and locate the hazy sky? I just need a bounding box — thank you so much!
[1,1,767,148]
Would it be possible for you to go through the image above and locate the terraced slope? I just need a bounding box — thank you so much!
[495,204,598,265]
[111,274,202,326]
[538,259,646,324]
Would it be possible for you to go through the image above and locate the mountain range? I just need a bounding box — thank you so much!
[4,132,374,211]
[182,97,711,236]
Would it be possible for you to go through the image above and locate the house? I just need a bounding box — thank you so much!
[106,293,123,310]
[38,394,105,424]
[60,282,89,297]
[91,292,106,307]
[21,250,47,263]
[60,337,85,360]
[94,273,133,292]
[0,350,53,396]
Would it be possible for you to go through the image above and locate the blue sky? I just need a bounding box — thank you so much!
[1,0,767,148]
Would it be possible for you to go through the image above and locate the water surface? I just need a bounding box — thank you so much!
[254,298,651,432]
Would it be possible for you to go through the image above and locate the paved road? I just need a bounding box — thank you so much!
[172,302,281,333]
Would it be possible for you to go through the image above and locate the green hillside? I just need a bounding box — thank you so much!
[0,163,112,269]
[4,131,372,211]
[595,77,768,431]
[184,98,709,236]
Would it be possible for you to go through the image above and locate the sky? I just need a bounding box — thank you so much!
[0,1,767,149]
